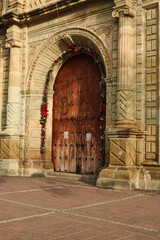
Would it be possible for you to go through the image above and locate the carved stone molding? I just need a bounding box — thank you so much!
[92,24,113,70]
[29,42,42,61]
[5,39,22,48]
[5,25,22,49]
[6,103,20,127]
[113,0,136,18]
[93,25,112,38]
[112,7,135,18]
[60,33,74,46]
[7,0,24,13]
[116,90,134,121]
[113,0,136,9]
[110,138,136,166]
[27,28,112,90]
[0,139,19,159]
[112,10,120,18]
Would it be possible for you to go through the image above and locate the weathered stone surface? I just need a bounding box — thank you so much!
[0,139,19,159]
[97,166,160,190]
[0,0,159,190]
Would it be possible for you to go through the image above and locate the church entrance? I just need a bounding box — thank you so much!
[52,54,102,174]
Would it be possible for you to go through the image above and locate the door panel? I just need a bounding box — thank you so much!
[52,54,102,174]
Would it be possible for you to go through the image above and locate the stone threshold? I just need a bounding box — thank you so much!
[45,171,97,185]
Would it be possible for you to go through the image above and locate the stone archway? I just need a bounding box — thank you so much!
[25,28,111,175]
[27,28,112,91]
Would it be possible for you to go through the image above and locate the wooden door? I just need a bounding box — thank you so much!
[52,54,102,174]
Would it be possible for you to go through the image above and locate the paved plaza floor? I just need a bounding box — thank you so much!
[0,176,159,240]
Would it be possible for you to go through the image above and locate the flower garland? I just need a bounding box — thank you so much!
[40,44,106,156]
[100,80,106,163]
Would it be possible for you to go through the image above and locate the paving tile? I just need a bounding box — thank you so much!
[119,233,155,240]
[0,177,159,240]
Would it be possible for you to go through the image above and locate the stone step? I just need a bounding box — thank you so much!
[45,171,97,185]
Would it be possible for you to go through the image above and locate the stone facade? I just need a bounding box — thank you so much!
[0,0,160,190]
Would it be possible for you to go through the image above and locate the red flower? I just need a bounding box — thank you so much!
[41,104,49,118]
[70,44,76,49]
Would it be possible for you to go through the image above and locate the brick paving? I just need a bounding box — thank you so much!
[0,176,159,240]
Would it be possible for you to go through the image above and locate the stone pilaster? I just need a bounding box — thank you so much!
[106,1,139,167]
[97,0,149,190]
[5,25,22,135]
[112,0,136,129]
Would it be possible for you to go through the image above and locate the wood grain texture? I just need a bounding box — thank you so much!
[52,54,102,174]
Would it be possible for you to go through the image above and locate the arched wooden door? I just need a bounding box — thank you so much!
[52,54,102,174]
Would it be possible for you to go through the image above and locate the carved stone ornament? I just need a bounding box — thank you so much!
[93,25,112,38]
[29,43,41,56]
[112,10,119,18]
[5,39,22,48]
[60,33,74,46]
[113,0,136,9]
[112,7,135,18]
[7,0,24,13]
[27,28,112,90]
[113,0,136,18]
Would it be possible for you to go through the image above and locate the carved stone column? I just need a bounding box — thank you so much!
[5,25,21,135]
[96,0,146,189]
[112,1,136,129]
[106,1,138,167]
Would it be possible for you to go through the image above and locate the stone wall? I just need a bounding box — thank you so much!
[0,0,160,190]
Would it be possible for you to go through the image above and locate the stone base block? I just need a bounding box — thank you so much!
[0,159,20,176]
[22,168,46,177]
[97,166,160,191]
[0,138,19,159]
[22,159,47,177]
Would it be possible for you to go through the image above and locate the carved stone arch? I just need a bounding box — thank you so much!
[27,28,112,91]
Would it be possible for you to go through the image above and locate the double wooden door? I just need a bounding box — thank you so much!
[52,54,102,174]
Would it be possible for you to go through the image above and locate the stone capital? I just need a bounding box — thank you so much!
[112,0,136,18]
[112,7,136,18]
[5,39,21,48]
